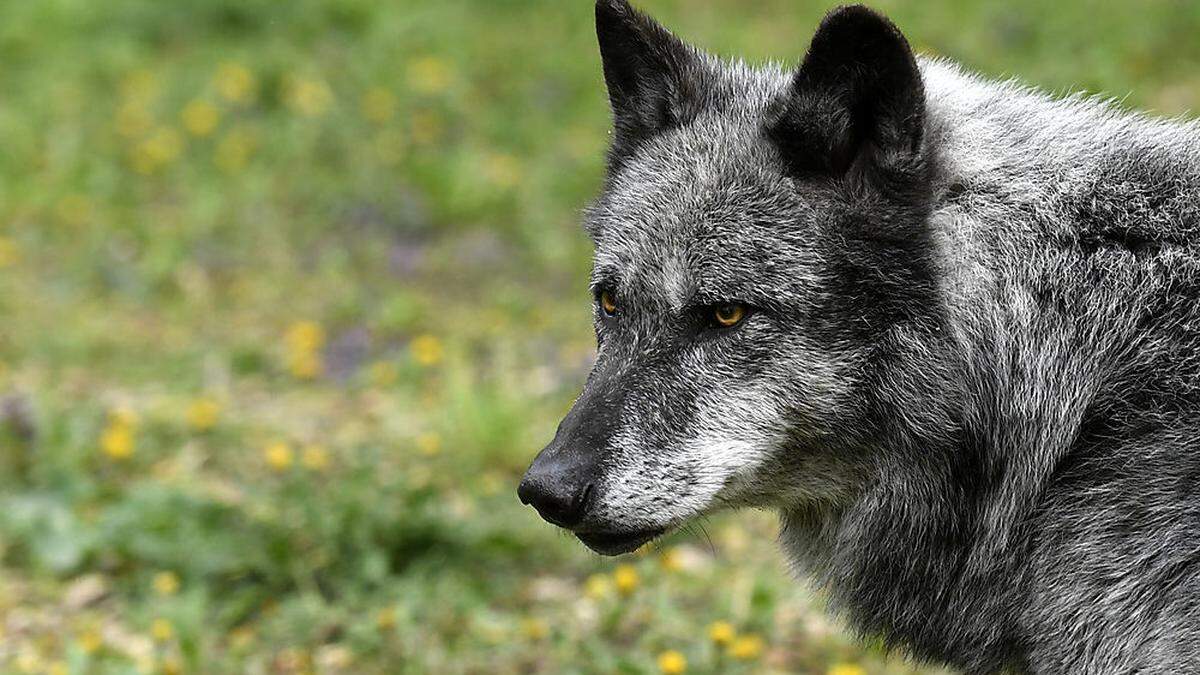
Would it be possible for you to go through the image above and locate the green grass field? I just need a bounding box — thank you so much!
[1,1,1198,673]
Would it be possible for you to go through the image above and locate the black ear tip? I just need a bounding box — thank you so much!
[818,4,906,39]
[595,0,632,19]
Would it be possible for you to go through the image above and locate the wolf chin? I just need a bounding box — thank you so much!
[517,1,1200,672]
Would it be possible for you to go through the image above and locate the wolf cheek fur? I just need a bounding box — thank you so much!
[519,1,1200,672]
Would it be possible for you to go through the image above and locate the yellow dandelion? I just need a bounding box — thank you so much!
[285,76,333,117]
[0,237,18,268]
[659,546,684,572]
[263,441,294,471]
[613,564,639,595]
[131,127,184,174]
[286,320,325,353]
[407,56,454,95]
[301,444,330,471]
[47,662,68,675]
[150,618,174,642]
[361,87,396,124]
[214,127,256,172]
[78,628,103,654]
[827,665,867,675]
[409,334,444,366]
[584,573,611,600]
[707,620,736,646]
[288,351,323,380]
[153,571,180,596]
[519,617,549,640]
[181,99,220,137]
[375,607,397,631]
[657,650,687,675]
[185,397,221,431]
[101,423,135,460]
[727,633,765,661]
[416,432,441,457]
[214,62,257,105]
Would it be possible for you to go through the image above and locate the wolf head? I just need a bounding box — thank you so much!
[519,1,942,555]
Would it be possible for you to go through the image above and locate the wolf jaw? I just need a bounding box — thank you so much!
[520,1,1200,672]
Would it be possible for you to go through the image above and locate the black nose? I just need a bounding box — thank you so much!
[518,472,593,529]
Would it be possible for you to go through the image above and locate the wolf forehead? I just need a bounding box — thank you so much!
[584,113,822,308]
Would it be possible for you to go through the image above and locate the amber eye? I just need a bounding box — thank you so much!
[599,291,618,316]
[712,303,747,328]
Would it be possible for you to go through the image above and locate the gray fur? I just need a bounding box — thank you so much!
[519,3,1200,672]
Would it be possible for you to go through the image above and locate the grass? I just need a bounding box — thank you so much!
[0,0,1197,673]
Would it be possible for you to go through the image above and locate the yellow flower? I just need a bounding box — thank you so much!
[285,76,333,117]
[286,320,325,353]
[659,546,683,572]
[361,87,396,124]
[161,657,183,675]
[407,56,454,95]
[288,351,323,380]
[214,127,256,172]
[285,320,325,379]
[727,634,765,660]
[151,618,174,642]
[185,397,221,431]
[78,628,103,654]
[657,650,687,675]
[584,573,611,600]
[153,571,180,596]
[47,662,68,675]
[181,99,220,137]
[519,617,548,640]
[301,444,330,471]
[214,63,257,105]
[131,127,184,174]
[375,607,397,631]
[263,441,294,471]
[409,334,444,366]
[0,237,18,268]
[707,620,735,646]
[613,564,639,595]
[416,432,441,457]
[827,665,867,675]
[101,423,135,460]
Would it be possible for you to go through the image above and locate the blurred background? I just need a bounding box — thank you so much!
[0,0,1198,673]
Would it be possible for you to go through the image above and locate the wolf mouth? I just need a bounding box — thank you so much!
[575,527,666,556]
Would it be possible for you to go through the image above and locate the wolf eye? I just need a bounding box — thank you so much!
[711,303,747,328]
[599,290,618,317]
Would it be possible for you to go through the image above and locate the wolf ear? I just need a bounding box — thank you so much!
[767,5,924,179]
[595,0,707,169]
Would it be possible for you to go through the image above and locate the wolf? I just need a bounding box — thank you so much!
[517,1,1200,672]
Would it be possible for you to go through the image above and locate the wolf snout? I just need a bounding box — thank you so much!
[518,455,594,529]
